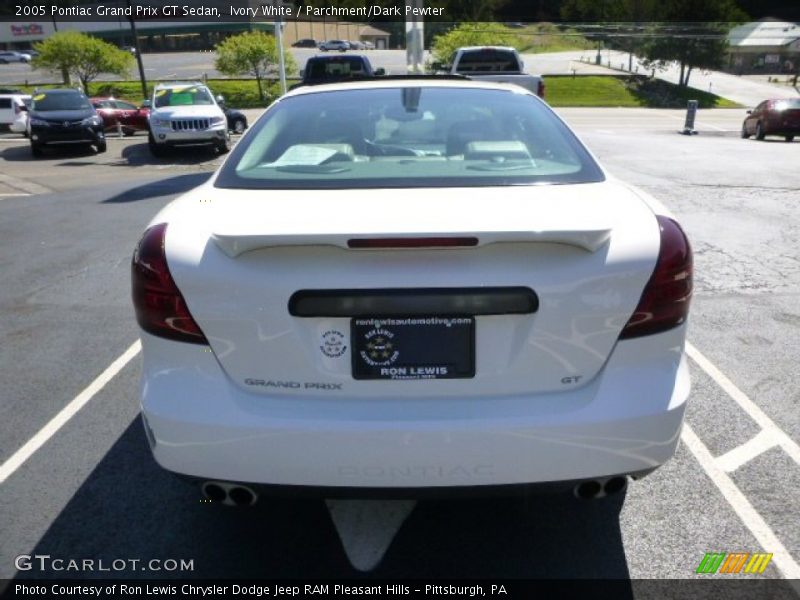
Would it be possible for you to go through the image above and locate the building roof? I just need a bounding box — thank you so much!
[728,18,800,47]
[359,25,390,37]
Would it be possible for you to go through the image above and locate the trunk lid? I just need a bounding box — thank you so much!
[163,181,659,398]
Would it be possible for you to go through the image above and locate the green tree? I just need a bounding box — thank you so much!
[32,31,134,92]
[430,23,522,65]
[215,31,297,101]
[639,0,747,87]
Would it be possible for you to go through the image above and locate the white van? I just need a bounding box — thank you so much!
[0,93,32,134]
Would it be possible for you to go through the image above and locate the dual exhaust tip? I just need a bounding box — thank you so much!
[202,477,626,504]
[202,481,258,507]
[573,476,628,500]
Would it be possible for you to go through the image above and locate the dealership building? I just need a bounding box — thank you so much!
[727,18,800,74]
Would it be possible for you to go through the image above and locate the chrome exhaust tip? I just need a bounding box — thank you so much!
[574,476,628,500]
[201,481,258,506]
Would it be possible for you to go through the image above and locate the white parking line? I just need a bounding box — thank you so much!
[0,340,141,485]
[686,342,800,467]
[681,424,800,581]
[0,172,51,195]
[716,429,780,473]
[663,113,730,132]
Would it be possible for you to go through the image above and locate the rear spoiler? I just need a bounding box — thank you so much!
[211,229,612,258]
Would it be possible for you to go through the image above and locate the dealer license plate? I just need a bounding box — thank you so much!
[351,316,475,380]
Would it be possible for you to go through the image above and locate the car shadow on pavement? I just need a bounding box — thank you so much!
[1,144,98,162]
[119,143,222,167]
[102,173,212,203]
[22,418,633,583]
[376,492,631,581]
[21,418,352,579]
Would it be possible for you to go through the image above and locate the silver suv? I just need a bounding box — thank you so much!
[147,83,229,156]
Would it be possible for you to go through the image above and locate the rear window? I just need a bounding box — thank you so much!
[31,91,91,111]
[307,57,368,78]
[215,86,604,190]
[456,50,520,73]
[772,99,800,110]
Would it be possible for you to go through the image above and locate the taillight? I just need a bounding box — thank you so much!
[619,215,692,339]
[537,79,545,98]
[131,223,208,344]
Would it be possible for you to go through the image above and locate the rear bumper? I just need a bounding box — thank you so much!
[139,325,690,488]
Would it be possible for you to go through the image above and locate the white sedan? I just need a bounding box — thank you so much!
[132,80,693,505]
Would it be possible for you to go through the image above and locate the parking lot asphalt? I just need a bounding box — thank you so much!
[0,107,798,591]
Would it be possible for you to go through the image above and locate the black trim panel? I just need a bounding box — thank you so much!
[288,287,539,317]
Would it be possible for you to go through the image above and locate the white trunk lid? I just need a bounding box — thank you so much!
[163,181,658,397]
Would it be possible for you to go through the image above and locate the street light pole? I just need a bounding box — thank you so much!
[126,0,148,100]
[405,0,424,74]
[275,18,287,95]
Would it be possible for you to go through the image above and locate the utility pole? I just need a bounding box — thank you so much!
[126,0,148,100]
[405,0,424,74]
[276,18,287,95]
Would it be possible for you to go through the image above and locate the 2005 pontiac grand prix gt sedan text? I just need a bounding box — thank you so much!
[131,79,693,505]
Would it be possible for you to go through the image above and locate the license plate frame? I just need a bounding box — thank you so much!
[351,316,475,380]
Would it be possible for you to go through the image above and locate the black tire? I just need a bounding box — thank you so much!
[148,133,166,157]
[123,128,136,137]
[786,135,794,142]
[216,136,231,154]
[755,122,766,140]
[233,119,246,135]
[95,141,107,153]
[740,123,750,139]
[30,143,43,158]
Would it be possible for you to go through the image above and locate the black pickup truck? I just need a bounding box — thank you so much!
[296,55,386,87]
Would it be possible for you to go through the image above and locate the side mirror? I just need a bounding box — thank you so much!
[215,94,225,105]
[19,104,28,112]
[299,69,305,77]
[746,109,752,114]
[141,99,151,109]
[374,68,385,76]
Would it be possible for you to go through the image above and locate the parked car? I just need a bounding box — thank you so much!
[91,96,150,135]
[27,89,106,157]
[292,39,319,48]
[132,79,693,504]
[223,107,247,134]
[348,40,366,50]
[0,92,31,133]
[319,40,350,52]
[296,55,385,87]
[146,82,230,156]
[0,51,31,64]
[214,95,248,134]
[741,98,800,142]
[439,46,545,98]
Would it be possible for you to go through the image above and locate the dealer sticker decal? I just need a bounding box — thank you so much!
[320,330,347,358]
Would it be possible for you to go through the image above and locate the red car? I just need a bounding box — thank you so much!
[90,97,150,136]
[741,98,800,142]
